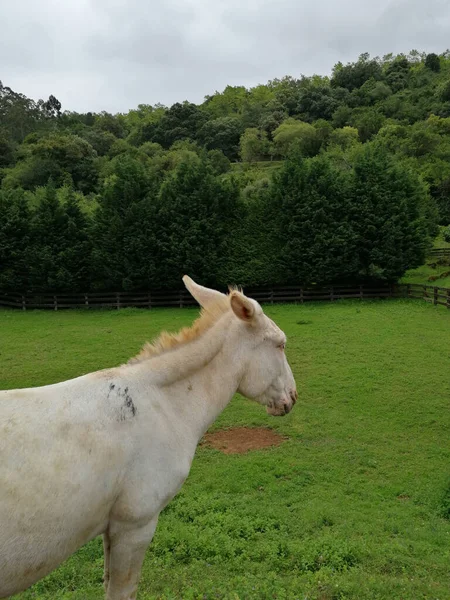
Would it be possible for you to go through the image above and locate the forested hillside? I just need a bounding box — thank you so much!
[1,50,450,292]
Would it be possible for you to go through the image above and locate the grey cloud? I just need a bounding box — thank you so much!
[88,0,196,66]
[377,0,450,48]
[0,0,449,113]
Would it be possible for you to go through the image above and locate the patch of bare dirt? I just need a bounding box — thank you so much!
[201,427,286,454]
[397,494,410,501]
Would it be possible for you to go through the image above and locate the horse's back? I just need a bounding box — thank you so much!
[0,375,129,597]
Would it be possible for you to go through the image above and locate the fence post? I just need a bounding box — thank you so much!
[300,288,304,304]
[330,286,334,302]
[84,294,89,308]
[434,286,438,306]
[116,292,121,310]
[447,289,450,310]
[22,295,26,311]
[360,285,364,299]
[54,295,58,311]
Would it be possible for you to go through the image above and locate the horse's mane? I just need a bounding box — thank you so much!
[128,292,233,364]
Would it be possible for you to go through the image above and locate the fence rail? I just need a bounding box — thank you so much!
[428,248,450,260]
[402,283,450,307]
[1,284,449,310]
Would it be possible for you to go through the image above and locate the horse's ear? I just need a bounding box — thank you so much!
[182,276,226,308]
[230,291,261,323]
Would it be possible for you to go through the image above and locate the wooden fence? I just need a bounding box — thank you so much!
[428,248,450,261]
[0,283,449,310]
[400,283,450,308]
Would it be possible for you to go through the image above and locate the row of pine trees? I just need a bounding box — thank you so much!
[0,143,436,293]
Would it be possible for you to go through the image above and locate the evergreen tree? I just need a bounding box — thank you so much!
[90,208,124,291]
[58,188,92,291]
[424,53,441,72]
[221,180,280,287]
[152,102,208,148]
[121,198,160,291]
[0,189,31,290]
[91,155,154,290]
[0,131,15,167]
[28,180,69,291]
[268,152,358,285]
[153,158,239,289]
[351,145,430,280]
[198,116,243,161]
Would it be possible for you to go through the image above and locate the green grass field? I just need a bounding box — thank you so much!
[401,227,450,288]
[400,263,450,288]
[434,227,450,250]
[2,300,450,600]
[230,160,284,176]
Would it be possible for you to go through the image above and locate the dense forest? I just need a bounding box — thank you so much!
[1,50,450,292]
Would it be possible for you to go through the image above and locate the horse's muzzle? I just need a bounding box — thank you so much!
[266,389,297,416]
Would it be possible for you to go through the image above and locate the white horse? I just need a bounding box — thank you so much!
[0,277,297,600]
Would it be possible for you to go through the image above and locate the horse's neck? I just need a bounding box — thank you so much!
[140,313,244,440]
[172,339,243,438]
[143,312,234,388]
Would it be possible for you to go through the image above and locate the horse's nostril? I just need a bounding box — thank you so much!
[290,390,297,404]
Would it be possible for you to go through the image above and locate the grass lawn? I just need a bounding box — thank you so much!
[230,160,284,176]
[400,263,450,289]
[434,227,450,249]
[401,227,450,288]
[2,300,450,600]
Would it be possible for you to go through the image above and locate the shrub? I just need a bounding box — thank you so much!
[443,225,450,243]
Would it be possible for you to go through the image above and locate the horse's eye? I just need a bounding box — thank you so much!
[279,343,285,351]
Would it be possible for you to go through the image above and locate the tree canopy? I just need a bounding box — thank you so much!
[0,49,448,292]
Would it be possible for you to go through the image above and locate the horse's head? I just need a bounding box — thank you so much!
[183,276,297,416]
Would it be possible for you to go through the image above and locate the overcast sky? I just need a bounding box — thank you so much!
[1,0,449,114]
